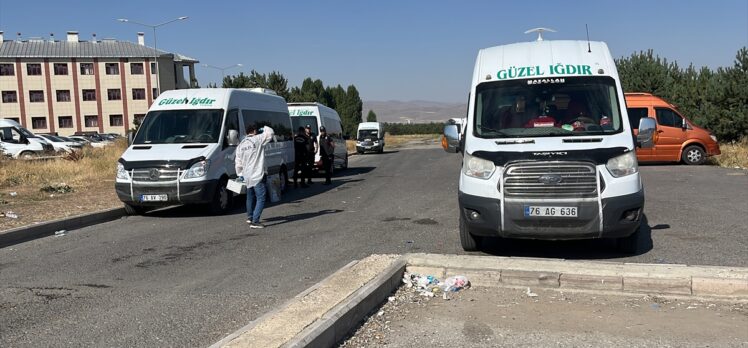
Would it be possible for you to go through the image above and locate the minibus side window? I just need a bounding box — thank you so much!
[627,108,648,130]
[655,108,683,128]
[224,109,239,146]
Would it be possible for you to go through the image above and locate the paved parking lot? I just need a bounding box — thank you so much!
[0,146,746,347]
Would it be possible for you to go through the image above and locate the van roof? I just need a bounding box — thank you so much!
[151,88,286,111]
[475,40,617,84]
[287,102,336,113]
[624,92,676,108]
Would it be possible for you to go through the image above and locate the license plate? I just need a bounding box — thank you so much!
[364,146,371,149]
[141,194,168,202]
[524,206,578,217]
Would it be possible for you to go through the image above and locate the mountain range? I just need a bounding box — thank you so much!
[362,100,467,124]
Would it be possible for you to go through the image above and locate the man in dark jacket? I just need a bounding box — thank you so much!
[304,125,317,185]
[319,126,335,185]
[293,127,310,188]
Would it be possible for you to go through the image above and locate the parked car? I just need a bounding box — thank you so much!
[0,118,54,158]
[68,135,110,148]
[37,134,84,153]
[626,93,721,165]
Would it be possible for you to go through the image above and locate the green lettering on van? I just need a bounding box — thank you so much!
[497,64,592,80]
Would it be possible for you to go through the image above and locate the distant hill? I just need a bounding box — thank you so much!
[362,100,467,124]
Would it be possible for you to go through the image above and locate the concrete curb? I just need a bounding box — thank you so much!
[216,253,748,348]
[0,207,126,248]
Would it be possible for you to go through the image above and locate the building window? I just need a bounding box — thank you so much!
[109,114,124,127]
[2,91,17,103]
[27,63,42,76]
[134,114,146,126]
[0,64,14,76]
[31,117,47,129]
[153,88,159,98]
[58,116,74,128]
[132,88,146,100]
[150,62,157,74]
[82,89,96,101]
[80,63,94,75]
[54,63,68,75]
[56,90,71,102]
[29,90,44,102]
[105,63,119,75]
[84,115,99,128]
[107,89,122,101]
[131,63,144,75]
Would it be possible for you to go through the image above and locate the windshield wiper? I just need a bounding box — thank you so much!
[479,125,509,137]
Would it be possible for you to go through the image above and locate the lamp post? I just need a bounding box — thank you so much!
[117,16,188,98]
[202,63,243,87]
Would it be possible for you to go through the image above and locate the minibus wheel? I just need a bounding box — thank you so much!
[459,215,481,251]
[682,145,706,165]
[209,178,230,215]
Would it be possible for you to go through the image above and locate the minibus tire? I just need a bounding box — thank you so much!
[124,203,147,216]
[18,151,35,159]
[342,154,348,169]
[209,178,231,215]
[459,215,481,251]
[617,227,642,254]
[681,145,706,165]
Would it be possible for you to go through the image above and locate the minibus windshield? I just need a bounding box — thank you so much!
[358,130,379,139]
[474,76,623,138]
[133,109,223,144]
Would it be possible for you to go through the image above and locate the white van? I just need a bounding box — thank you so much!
[356,122,384,153]
[442,30,656,253]
[115,88,294,215]
[0,119,54,158]
[288,102,348,170]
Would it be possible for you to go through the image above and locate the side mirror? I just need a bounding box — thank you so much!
[127,131,134,146]
[681,118,688,130]
[637,117,656,149]
[442,124,460,153]
[227,129,240,146]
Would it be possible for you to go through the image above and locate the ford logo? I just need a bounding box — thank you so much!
[538,174,563,185]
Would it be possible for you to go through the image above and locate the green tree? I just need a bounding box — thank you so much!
[366,110,377,122]
[267,71,290,100]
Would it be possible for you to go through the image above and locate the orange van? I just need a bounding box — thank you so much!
[625,93,720,165]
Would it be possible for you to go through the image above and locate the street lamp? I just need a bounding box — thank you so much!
[202,63,243,86]
[117,16,188,97]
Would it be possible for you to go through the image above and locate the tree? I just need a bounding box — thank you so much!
[267,71,290,100]
[366,110,377,122]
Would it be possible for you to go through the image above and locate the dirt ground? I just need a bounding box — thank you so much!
[339,285,748,347]
[0,180,120,231]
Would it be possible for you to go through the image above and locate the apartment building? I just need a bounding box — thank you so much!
[0,31,198,135]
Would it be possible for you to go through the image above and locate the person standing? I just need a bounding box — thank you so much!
[293,126,310,188]
[304,125,317,184]
[235,124,275,229]
[318,126,335,185]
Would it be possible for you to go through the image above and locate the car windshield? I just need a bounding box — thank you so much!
[291,116,319,134]
[133,109,224,144]
[474,76,623,138]
[358,130,379,139]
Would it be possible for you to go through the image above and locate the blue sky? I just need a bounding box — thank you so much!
[1,0,746,103]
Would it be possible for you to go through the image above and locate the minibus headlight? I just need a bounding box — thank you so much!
[184,160,209,179]
[463,153,495,179]
[116,163,130,180]
[606,152,638,178]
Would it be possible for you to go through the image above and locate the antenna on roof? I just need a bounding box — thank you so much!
[585,24,592,53]
[524,27,556,41]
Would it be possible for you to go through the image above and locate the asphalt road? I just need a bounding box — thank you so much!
[0,145,746,347]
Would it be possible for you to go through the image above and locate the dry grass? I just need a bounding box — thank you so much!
[712,138,748,169]
[346,134,441,154]
[0,140,127,231]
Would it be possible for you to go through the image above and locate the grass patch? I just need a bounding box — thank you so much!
[346,134,441,153]
[712,138,748,169]
[0,139,127,189]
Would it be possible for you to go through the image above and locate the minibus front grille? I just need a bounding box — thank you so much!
[131,168,181,183]
[503,162,598,198]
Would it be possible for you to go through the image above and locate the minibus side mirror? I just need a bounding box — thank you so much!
[637,117,656,149]
[227,129,240,146]
[442,124,460,153]
[681,118,688,130]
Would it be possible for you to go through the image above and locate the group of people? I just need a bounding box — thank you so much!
[235,123,335,229]
[293,124,334,187]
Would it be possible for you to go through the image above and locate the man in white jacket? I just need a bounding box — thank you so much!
[235,124,275,228]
